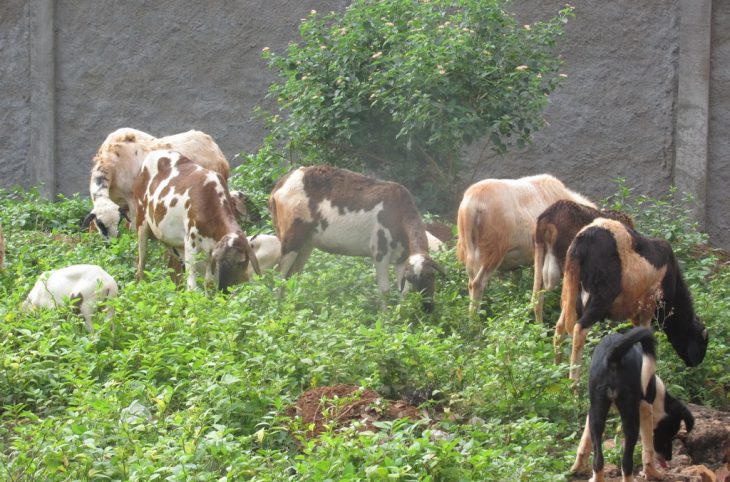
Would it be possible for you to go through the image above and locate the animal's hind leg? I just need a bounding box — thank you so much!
[570,414,593,475]
[468,266,494,317]
[617,399,640,482]
[589,399,611,482]
[639,401,663,480]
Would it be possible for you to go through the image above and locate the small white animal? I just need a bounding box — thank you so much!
[23,264,118,332]
[246,234,282,277]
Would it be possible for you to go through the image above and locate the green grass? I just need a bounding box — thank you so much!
[0,184,727,481]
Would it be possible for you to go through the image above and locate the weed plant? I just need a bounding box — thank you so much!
[0,179,727,481]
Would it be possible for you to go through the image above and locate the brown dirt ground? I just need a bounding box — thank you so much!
[288,384,424,438]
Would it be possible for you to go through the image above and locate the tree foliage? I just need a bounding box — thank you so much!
[264,0,574,211]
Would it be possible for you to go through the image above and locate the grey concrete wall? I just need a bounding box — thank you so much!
[0,0,31,189]
[708,0,730,249]
[53,0,348,195]
[478,0,679,202]
[1,1,727,248]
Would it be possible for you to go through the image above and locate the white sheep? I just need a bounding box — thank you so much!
[23,264,118,332]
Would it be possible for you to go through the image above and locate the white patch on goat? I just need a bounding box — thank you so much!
[410,254,426,277]
[542,249,561,290]
[581,287,590,306]
[276,169,313,223]
[312,199,384,258]
[651,376,667,424]
[641,353,656,398]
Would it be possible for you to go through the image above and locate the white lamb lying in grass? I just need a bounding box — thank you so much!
[23,264,118,332]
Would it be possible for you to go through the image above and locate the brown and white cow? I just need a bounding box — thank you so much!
[133,150,260,291]
[269,165,443,311]
[555,218,708,383]
[532,200,634,323]
[456,174,594,315]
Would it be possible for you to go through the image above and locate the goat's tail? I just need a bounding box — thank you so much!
[606,327,656,366]
[560,243,581,335]
[456,200,481,267]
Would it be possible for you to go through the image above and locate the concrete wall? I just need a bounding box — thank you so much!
[708,0,730,247]
[0,1,31,188]
[1,0,727,248]
[478,0,679,201]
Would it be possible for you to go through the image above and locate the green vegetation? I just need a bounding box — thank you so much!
[262,0,573,212]
[0,179,727,481]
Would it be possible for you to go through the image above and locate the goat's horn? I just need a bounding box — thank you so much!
[246,239,262,276]
[81,212,96,229]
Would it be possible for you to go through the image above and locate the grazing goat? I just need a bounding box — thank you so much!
[456,174,594,315]
[425,221,453,252]
[570,328,694,482]
[84,128,235,241]
[532,200,634,323]
[269,165,443,311]
[133,150,260,291]
[555,218,708,383]
[23,264,118,332]
[246,234,282,277]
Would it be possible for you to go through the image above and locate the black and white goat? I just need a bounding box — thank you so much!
[268,165,443,311]
[554,218,709,382]
[133,150,260,292]
[532,200,634,323]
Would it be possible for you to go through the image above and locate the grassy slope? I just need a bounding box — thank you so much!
[0,187,727,481]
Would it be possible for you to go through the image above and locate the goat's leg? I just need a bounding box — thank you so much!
[639,401,664,480]
[78,298,95,333]
[468,266,493,317]
[532,242,546,323]
[374,257,392,310]
[589,400,611,482]
[184,237,199,291]
[136,221,150,281]
[571,414,593,475]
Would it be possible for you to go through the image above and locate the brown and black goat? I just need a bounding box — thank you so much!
[554,218,708,383]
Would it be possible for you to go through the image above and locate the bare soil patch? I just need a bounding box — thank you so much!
[289,384,424,439]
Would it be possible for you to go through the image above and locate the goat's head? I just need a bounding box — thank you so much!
[400,254,445,312]
[653,389,694,465]
[82,198,129,242]
[211,233,261,293]
[667,314,708,367]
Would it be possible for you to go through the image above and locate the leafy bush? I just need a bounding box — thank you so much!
[262,0,574,212]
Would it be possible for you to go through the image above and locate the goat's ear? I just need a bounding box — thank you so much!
[119,208,131,224]
[81,212,96,229]
[245,241,261,276]
[682,405,695,433]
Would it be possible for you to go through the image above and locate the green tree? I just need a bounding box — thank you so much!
[263,0,573,212]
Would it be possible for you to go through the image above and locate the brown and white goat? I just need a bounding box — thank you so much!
[554,218,708,382]
[532,200,634,323]
[133,150,260,291]
[269,165,443,311]
[456,174,594,315]
[84,128,238,241]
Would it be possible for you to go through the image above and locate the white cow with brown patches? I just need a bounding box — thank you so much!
[84,128,247,241]
[456,174,595,316]
[269,165,444,311]
[133,150,260,291]
[23,264,118,332]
